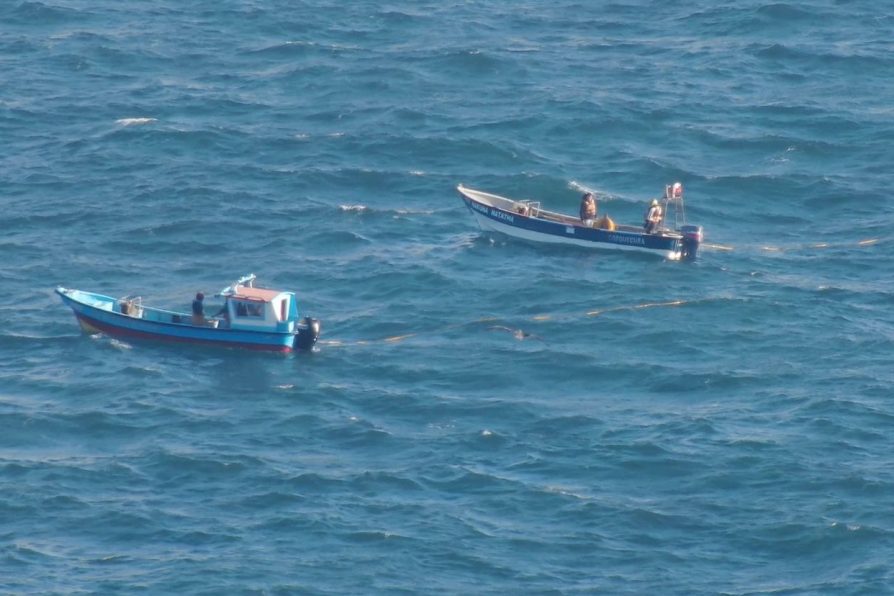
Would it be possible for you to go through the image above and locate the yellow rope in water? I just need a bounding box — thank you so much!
[760,238,880,252]
[384,333,416,343]
[316,235,885,349]
[702,237,881,253]
[318,300,693,347]
[586,299,686,317]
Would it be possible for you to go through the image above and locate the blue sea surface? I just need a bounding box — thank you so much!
[2,1,894,593]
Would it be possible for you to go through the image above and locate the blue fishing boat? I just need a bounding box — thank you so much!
[457,184,704,260]
[56,274,321,352]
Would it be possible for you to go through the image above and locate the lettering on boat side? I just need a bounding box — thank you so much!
[607,233,646,246]
[489,208,515,223]
[470,200,489,215]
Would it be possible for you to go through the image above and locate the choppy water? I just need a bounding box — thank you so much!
[3,1,894,593]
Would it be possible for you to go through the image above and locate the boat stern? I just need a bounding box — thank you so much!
[680,225,704,260]
[294,317,321,351]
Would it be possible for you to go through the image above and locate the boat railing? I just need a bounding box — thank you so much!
[236,273,257,287]
[662,183,687,230]
[114,299,222,328]
[513,200,541,217]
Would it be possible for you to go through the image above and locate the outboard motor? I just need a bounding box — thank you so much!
[294,317,321,351]
[680,225,703,261]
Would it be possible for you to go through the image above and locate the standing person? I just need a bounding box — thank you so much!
[191,292,206,325]
[579,192,597,227]
[644,199,663,234]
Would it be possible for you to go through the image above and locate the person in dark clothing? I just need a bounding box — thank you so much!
[191,292,206,325]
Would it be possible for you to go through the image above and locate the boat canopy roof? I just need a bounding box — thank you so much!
[229,286,286,303]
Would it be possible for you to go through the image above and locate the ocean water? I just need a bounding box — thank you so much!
[2,0,894,593]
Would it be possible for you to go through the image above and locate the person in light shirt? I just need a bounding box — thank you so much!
[644,199,663,234]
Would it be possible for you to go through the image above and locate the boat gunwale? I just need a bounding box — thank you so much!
[56,287,292,337]
[70,309,293,352]
[457,184,684,239]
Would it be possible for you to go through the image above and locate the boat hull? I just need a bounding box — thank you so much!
[458,185,691,260]
[57,289,299,352]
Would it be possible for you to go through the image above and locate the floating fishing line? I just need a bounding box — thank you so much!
[315,236,881,349]
[318,316,500,348]
[701,237,882,254]
[318,299,696,348]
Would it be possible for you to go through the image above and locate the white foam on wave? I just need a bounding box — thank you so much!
[569,179,604,197]
[340,204,368,212]
[116,117,157,127]
[569,180,642,203]
[545,485,590,500]
[568,180,624,202]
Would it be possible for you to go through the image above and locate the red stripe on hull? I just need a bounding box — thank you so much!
[73,312,293,353]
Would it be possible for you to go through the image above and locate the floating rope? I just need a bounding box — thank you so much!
[586,299,686,317]
[318,317,500,347]
[701,237,882,254]
[759,237,881,253]
[314,234,882,350]
[317,300,693,348]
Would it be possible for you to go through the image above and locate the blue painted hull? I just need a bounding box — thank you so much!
[57,289,296,352]
[457,185,701,260]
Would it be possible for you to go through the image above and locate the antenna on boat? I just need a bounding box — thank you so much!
[218,273,256,296]
[236,273,257,288]
[663,182,686,230]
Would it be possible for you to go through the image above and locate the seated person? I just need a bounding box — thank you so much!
[579,192,597,226]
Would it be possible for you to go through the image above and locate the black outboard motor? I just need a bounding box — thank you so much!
[680,225,703,261]
[294,317,321,351]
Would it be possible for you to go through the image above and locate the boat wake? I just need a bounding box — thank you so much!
[109,338,134,351]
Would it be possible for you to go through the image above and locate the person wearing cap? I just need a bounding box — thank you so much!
[644,198,663,234]
[579,192,597,227]
[191,292,206,326]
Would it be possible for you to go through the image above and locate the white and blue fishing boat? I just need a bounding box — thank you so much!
[56,274,321,352]
[457,183,704,260]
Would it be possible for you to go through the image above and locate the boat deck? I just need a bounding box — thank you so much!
[459,185,680,238]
